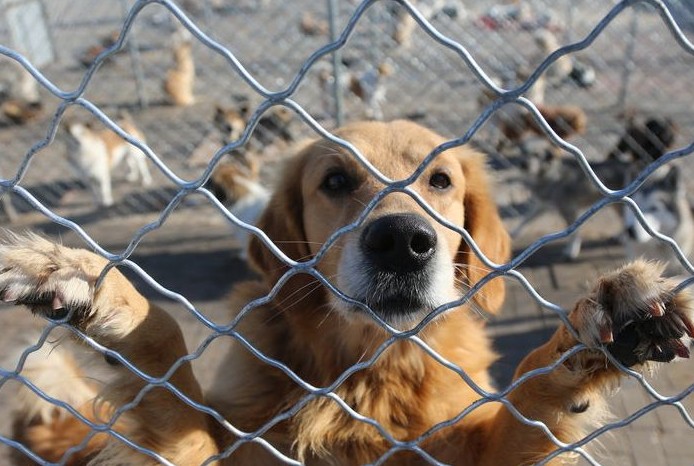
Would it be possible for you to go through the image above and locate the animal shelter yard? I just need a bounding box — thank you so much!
[0,0,694,465]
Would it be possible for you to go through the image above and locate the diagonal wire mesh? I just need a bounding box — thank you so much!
[0,0,693,464]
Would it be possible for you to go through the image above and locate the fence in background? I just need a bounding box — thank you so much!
[0,0,693,464]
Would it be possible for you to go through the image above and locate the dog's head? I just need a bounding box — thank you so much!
[63,120,95,141]
[206,155,260,206]
[248,120,510,327]
[214,104,248,143]
[215,102,296,146]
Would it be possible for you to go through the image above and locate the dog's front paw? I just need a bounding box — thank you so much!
[569,260,694,368]
[0,232,129,334]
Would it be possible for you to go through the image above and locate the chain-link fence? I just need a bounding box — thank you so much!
[0,0,693,464]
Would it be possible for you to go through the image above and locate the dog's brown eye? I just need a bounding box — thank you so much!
[429,172,451,190]
[320,170,353,195]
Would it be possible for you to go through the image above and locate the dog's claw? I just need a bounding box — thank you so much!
[599,324,614,344]
[680,314,694,339]
[1,287,17,303]
[671,339,691,359]
[52,294,64,311]
[649,301,665,317]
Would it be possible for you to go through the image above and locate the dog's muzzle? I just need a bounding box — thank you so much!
[350,213,441,319]
[360,213,437,273]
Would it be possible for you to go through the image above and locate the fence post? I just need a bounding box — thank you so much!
[616,6,640,110]
[119,0,149,108]
[327,0,344,127]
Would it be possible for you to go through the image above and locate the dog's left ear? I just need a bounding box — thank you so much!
[247,148,311,284]
[456,149,511,314]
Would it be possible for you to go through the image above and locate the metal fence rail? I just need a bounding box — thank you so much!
[0,0,693,464]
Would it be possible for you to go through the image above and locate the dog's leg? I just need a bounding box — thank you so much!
[89,156,114,208]
[115,146,141,185]
[123,147,153,187]
[97,172,114,207]
[0,233,217,464]
[558,206,582,260]
[479,260,693,465]
[134,150,153,187]
[563,234,582,260]
[122,150,139,183]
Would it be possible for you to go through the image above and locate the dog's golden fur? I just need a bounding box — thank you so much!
[3,120,693,465]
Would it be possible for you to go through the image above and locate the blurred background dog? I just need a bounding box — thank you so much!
[205,153,270,258]
[64,112,152,207]
[515,114,678,259]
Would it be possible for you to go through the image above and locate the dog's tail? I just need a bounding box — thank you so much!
[9,336,110,463]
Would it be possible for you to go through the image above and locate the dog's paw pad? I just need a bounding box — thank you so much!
[575,260,694,367]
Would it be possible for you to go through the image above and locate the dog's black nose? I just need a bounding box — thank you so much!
[361,214,437,273]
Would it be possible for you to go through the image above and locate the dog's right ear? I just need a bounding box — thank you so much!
[456,149,511,314]
[247,147,312,283]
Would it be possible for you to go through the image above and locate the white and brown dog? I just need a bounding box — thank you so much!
[64,112,152,207]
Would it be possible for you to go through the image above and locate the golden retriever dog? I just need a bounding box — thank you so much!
[2,120,693,465]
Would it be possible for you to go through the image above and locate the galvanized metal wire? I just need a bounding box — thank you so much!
[0,0,693,464]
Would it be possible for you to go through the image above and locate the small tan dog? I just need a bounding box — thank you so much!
[4,120,693,465]
[163,30,195,107]
[64,112,152,207]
